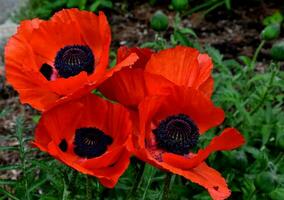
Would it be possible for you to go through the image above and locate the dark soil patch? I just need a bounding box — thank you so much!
[110,1,283,62]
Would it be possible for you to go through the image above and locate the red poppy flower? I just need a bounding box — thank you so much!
[33,94,132,187]
[5,9,138,111]
[130,86,245,200]
[99,46,214,108]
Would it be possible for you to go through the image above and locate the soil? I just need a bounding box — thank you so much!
[0,0,284,179]
[110,1,283,58]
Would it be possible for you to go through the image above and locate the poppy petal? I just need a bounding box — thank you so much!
[99,68,174,108]
[169,162,231,200]
[52,9,111,77]
[162,128,245,169]
[134,150,231,200]
[33,121,52,152]
[29,20,82,63]
[95,150,131,188]
[88,52,138,83]
[138,87,225,140]
[5,64,59,110]
[145,46,213,93]
[199,77,214,98]
[33,94,132,187]
[5,9,113,111]
[117,46,153,69]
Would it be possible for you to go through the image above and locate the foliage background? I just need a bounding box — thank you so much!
[1,0,284,199]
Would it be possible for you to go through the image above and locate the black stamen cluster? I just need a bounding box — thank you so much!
[73,127,112,159]
[54,45,94,78]
[153,114,199,155]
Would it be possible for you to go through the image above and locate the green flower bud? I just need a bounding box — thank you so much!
[171,0,189,11]
[228,151,248,171]
[261,24,280,41]
[271,41,284,61]
[150,11,169,32]
[255,172,278,193]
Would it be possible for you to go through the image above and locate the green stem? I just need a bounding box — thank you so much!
[16,117,30,200]
[127,160,145,200]
[274,152,284,168]
[86,175,92,200]
[161,173,172,200]
[250,64,277,115]
[182,0,217,16]
[247,189,256,200]
[203,1,225,16]
[250,40,266,70]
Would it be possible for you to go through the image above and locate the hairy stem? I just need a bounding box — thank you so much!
[250,40,266,70]
[86,175,92,200]
[161,173,172,200]
[250,64,277,115]
[127,159,145,199]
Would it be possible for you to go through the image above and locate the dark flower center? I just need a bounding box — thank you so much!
[153,114,199,155]
[54,45,95,78]
[40,63,53,80]
[73,127,112,159]
[59,139,68,152]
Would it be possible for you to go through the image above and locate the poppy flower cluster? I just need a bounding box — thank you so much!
[5,9,245,200]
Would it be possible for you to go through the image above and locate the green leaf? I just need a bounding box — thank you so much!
[205,45,223,66]
[241,178,256,200]
[32,115,41,124]
[261,124,273,145]
[224,0,231,10]
[89,0,113,11]
[67,0,87,9]
[0,179,17,185]
[263,11,284,26]
[100,0,113,9]
[28,177,48,193]
[0,187,20,200]
[89,1,100,12]
[239,55,252,66]
[179,28,197,38]
[269,188,284,200]
[0,107,11,118]
[0,146,18,151]
[174,30,192,46]
[141,165,156,199]
[0,165,21,171]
